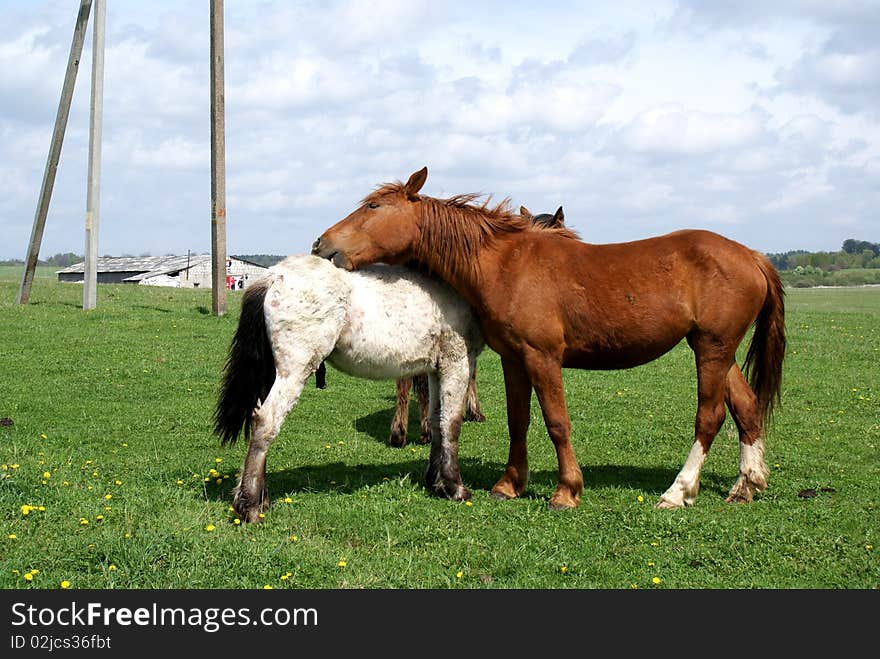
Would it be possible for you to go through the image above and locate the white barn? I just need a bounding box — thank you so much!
[57,255,267,289]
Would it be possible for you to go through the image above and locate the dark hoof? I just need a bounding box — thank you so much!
[388,429,406,448]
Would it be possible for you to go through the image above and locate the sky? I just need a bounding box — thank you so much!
[1,0,878,260]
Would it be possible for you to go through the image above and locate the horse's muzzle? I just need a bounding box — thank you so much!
[311,237,352,270]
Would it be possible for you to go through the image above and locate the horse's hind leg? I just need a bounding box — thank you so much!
[234,372,308,523]
[413,374,431,444]
[725,363,769,503]
[657,343,730,509]
[389,378,411,448]
[424,369,471,501]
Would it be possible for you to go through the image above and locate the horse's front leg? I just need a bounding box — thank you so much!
[463,364,485,422]
[389,378,412,448]
[491,357,533,501]
[524,351,583,510]
[424,369,471,501]
[234,373,307,523]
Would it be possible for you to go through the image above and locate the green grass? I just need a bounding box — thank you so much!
[0,272,877,589]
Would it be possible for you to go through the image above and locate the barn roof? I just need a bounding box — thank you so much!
[56,254,211,275]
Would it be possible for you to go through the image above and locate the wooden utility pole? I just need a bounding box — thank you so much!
[17,0,93,305]
[83,0,106,310]
[210,0,227,316]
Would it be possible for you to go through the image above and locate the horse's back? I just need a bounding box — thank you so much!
[329,264,481,380]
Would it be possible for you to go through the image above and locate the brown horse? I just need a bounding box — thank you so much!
[387,207,563,446]
[312,167,786,510]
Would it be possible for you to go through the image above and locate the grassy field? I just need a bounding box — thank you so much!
[0,267,877,589]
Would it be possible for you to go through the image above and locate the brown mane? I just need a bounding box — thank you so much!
[364,181,579,280]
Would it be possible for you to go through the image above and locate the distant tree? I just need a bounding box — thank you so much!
[842,239,879,256]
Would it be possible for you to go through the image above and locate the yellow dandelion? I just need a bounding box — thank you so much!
[215,458,223,464]
[290,535,298,542]
[205,524,216,532]
[465,501,473,507]
[263,585,273,590]
[79,518,89,525]
[124,533,131,539]
[108,565,117,572]
[11,464,19,469]
[104,494,112,500]
[456,571,463,579]
[637,495,644,503]
[176,480,183,485]
[258,513,265,519]
[284,497,293,503]
[650,541,659,547]
[24,573,33,581]
[652,577,661,584]
[40,433,47,439]
[233,518,241,526]
[115,480,122,486]
[20,504,33,515]
[215,478,223,485]
[560,565,568,574]
[867,545,874,551]
[96,515,104,521]
[647,561,655,567]
[60,581,70,589]
[337,560,347,568]
[630,583,638,589]
[280,574,289,581]
[8,534,16,540]
[42,471,51,479]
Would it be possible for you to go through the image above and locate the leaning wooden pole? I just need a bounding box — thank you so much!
[17,0,93,305]
[83,0,106,310]
[210,0,227,316]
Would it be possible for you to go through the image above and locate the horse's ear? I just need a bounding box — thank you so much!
[554,206,565,226]
[404,167,428,201]
[520,206,533,221]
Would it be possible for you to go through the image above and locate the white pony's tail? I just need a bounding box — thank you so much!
[214,279,276,446]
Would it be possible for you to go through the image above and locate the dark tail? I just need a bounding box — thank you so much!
[214,280,276,446]
[315,361,327,389]
[743,252,786,428]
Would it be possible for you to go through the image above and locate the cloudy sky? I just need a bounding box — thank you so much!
[1,0,878,260]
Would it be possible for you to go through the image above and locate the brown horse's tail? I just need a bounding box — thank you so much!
[214,280,276,446]
[743,252,786,428]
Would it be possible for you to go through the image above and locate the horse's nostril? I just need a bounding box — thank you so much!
[310,238,321,254]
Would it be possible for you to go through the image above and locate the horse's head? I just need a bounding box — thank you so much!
[312,167,428,270]
[521,205,565,228]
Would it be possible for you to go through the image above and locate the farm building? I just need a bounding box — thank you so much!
[56,255,267,289]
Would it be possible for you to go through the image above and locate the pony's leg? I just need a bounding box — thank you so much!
[491,357,533,501]
[389,378,411,448]
[234,372,307,523]
[656,345,730,509]
[463,364,485,422]
[523,353,583,510]
[725,363,769,503]
[424,370,471,501]
[413,374,431,444]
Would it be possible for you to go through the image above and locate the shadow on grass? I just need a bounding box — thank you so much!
[203,456,732,503]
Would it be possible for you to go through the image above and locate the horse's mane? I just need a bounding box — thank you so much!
[363,181,579,280]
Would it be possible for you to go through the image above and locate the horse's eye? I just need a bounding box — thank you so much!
[368,202,380,209]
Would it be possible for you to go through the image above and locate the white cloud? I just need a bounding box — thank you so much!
[620,105,764,155]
